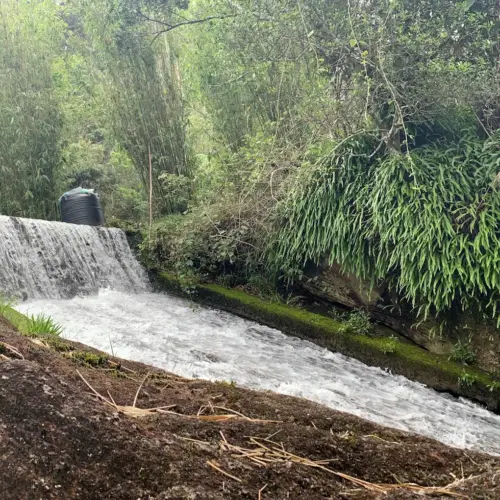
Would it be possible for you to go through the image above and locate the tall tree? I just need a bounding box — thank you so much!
[0,0,65,219]
[77,0,190,214]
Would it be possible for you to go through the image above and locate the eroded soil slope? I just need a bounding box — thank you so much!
[1,317,499,499]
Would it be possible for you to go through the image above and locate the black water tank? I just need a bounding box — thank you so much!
[59,188,104,226]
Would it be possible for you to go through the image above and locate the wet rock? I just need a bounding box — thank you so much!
[303,261,500,374]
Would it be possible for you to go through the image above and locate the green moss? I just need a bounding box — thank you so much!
[43,336,74,353]
[109,369,128,379]
[64,351,109,367]
[201,283,346,331]
[201,283,494,380]
[216,379,237,388]
[149,372,173,381]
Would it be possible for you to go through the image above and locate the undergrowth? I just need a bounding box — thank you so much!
[381,336,399,355]
[144,132,500,331]
[141,130,296,285]
[458,372,478,388]
[450,338,477,365]
[341,309,373,336]
[330,308,374,336]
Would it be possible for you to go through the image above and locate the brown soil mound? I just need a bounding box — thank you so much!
[1,317,499,499]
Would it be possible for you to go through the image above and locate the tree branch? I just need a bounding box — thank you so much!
[138,9,236,31]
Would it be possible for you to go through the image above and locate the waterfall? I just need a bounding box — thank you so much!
[0,216,148,300]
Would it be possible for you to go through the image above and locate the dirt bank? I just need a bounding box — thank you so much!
[1,317,500,499]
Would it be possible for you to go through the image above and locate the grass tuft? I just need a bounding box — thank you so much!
[25,313,63,337]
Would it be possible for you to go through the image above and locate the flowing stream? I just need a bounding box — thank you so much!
[17,290,500,456]
[2,216,500,455]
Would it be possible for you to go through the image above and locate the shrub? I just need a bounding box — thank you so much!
[111,186,148,222]
[458,372,478,387]
[340,309,373,336]
[142,200,269,284]
[158,173,191,213]
[381,335,399,355]
[487,381,500,392]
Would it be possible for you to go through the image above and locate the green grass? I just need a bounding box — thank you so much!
[0,295,29,334]
[0,295,62,338]
[25,313,63,337]
[0,294,15,315]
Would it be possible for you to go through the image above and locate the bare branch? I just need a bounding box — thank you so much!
[137,9,236,33]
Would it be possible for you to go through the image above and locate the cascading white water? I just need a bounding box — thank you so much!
[3,216,500,456]
[0,216,148,300]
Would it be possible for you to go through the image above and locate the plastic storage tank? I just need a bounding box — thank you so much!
[59,187,104,226]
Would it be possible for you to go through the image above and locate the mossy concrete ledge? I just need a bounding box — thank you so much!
[157,272,500,412]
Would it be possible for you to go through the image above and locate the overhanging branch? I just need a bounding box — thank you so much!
[137,9,237,43]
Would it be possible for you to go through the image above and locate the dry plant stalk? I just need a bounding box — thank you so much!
[77,370,278,423]
[207,460,242,483]
[363,434,401,445]
[76,370,176,418]
[0,341,24,360]
[76,369,465,497]
[217,434,468,498]
[108,359,137,374]
[159,407,281,424]
[258,484,268,500]
[176,435,212,446]
[193,403,282,423]
[30,338,50,349]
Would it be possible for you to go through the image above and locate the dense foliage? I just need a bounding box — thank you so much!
[0,1,64,219]
[274,134,500,322]
[1,0,500,325]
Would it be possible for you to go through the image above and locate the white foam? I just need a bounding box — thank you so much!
[0,216,148,300]
[17,289,500,456]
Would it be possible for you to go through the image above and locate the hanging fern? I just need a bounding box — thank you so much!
[273,133,500,324]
